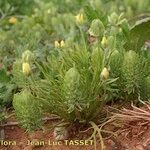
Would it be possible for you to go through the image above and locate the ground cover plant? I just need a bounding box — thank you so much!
[0,0,150,149]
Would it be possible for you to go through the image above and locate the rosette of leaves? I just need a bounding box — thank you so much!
[119,50,149,101]
[108,34,150,102]
[31,46,118,123]
[13,89,42,132]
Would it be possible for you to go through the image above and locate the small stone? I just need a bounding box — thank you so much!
[53,126,68,141]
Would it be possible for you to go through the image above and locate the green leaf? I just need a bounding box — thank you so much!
[124,17,150,52]
[84,5,104,22]
[0,69,11,83]
[13,89,42,132]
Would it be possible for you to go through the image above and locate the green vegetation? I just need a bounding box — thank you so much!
[0,0,150,131]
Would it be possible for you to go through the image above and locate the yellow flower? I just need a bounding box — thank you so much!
[75,13,84,24]
[60,40,65,47]
[54,41,60,48]
[22,62,31,76]
[101,36,108,48]
[54,40,65,48]
[9,17,17,24]
[47,9,51,14]
[100,67,109,80]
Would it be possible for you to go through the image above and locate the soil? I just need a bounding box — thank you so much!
[0,125,96,150]
[0,105,150,150]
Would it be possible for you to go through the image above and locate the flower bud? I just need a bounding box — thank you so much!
[108,12,118,25]
[60,40,65,47]
[88,19,105,37]
[54,40,65,48]
[100,67,109,80]
[22,62,31,76]
[9,17,17,24]
[101,36,108,48]
[64,67,80,85]
[22,50,34,63]
[63,67,80,113]
[120,19,130,35]
[75,13,84,24]
[54,40,60,48]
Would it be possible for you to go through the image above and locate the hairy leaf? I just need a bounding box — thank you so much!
[124,17,150,52]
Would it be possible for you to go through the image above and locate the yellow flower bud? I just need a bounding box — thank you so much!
[100,67,109,80]
[22,50,34,63]
[9,17,17,24]
[101,36,108,48]
[22,63,31,76]
[47,9,51,14]
[75,13,84,24]
[60,40,65,47]
[54,41,60,48]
